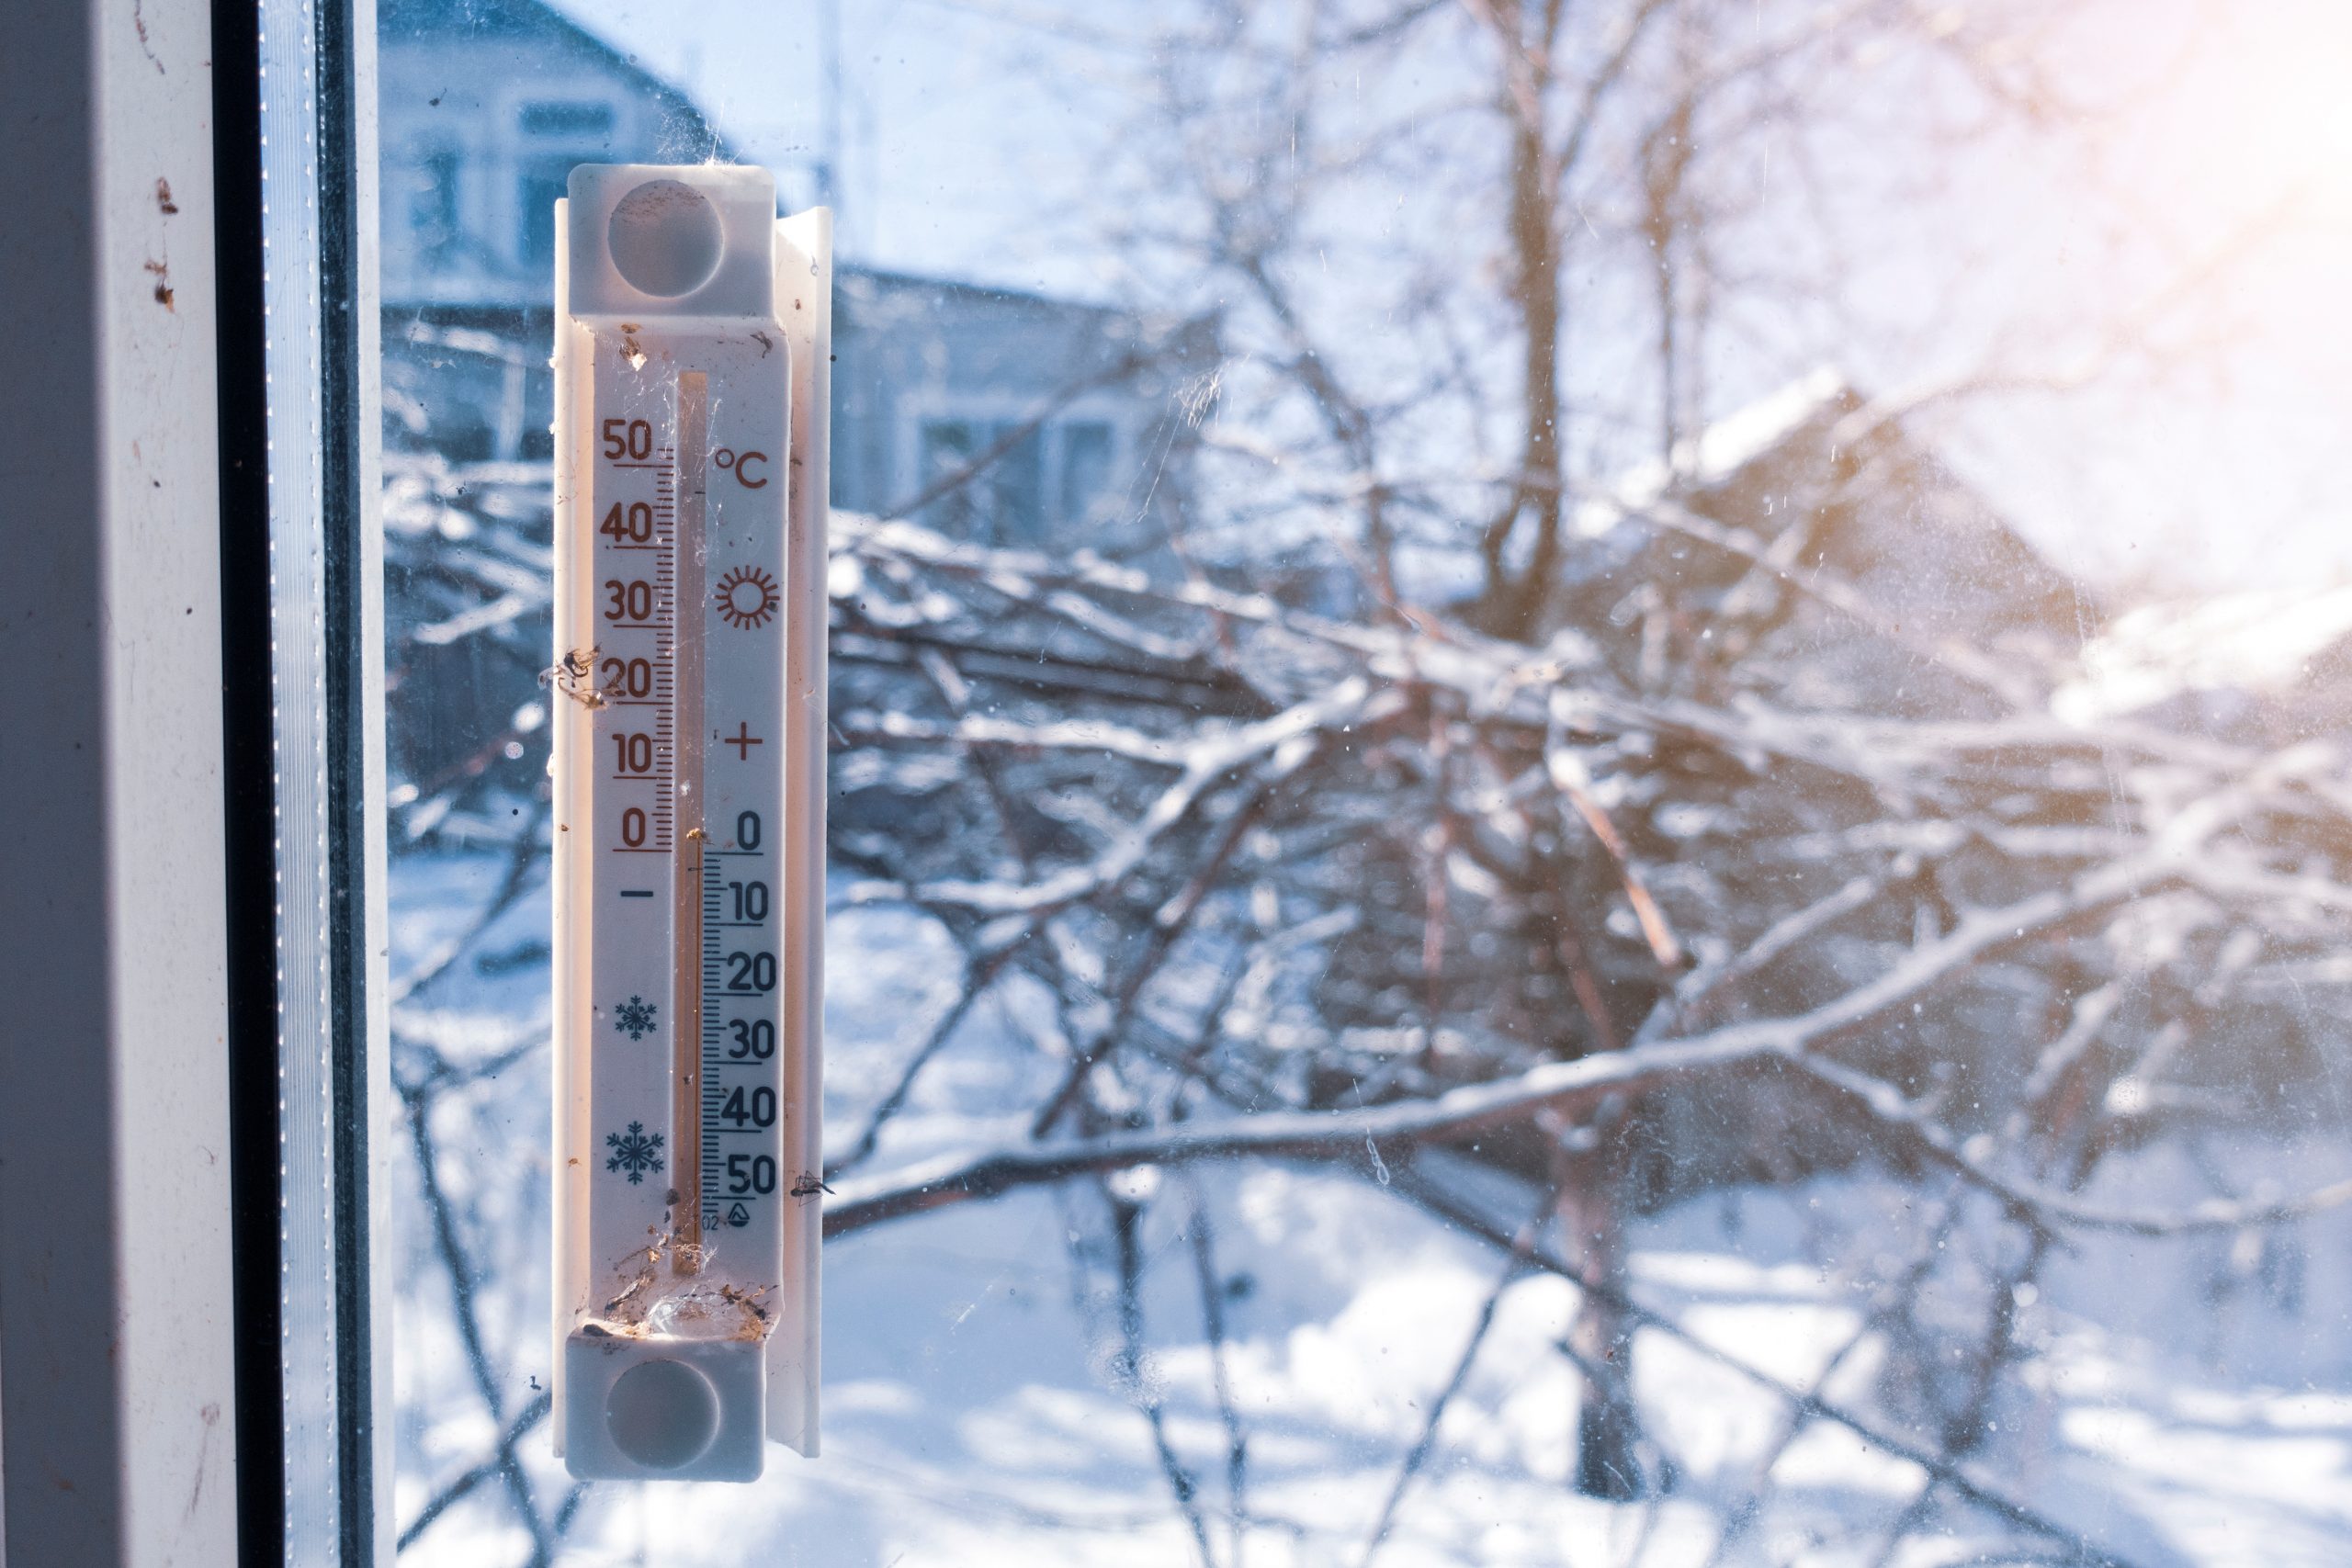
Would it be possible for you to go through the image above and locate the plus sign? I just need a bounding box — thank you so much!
[722,722,763,761]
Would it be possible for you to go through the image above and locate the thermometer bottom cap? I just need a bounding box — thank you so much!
[563,1331,766,1482]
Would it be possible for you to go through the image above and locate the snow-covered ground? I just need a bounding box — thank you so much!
[390,846,2352,1567]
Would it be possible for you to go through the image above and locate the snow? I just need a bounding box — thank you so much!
[2055,581,2352,725]
[390,846,2352,1566]
[1578,368,1856,542]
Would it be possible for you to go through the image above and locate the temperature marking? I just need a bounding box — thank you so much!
[716,565,780,630]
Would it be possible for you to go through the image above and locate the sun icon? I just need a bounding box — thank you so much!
[714,565,780,630]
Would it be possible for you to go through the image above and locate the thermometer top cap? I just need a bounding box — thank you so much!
[564,164,778,322]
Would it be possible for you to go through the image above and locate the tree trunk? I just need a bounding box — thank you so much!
[1557,1137,1645,1499]
[1478,0,1566,643]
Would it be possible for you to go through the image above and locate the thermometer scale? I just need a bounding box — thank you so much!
[549,165,828,1481]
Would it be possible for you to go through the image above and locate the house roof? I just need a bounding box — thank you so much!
[1574,367,1853,543]
[2054,581,2352,725]
[1573,369,2085,614]
[838,265,1133,323]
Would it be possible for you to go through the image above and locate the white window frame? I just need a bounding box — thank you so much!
[0,1,390,1562]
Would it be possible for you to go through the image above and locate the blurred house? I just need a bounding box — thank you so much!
[1311,376,2109,1204]
[1546,370,2092,720]
[379,0,1205,559]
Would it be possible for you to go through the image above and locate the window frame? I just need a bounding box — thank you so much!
[0,0,390,1562]
[220,0,393,1559]
[0,0,245,1560]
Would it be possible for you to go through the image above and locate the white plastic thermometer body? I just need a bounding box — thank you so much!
[550,165,828,1482]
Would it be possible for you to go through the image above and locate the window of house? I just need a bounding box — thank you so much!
[515,99,617,267]
[914,414,978,533]
[919,415,1046,544]
[411,144,460,255]
[1058,418,1115,528]
[516,153,576,269]
[518,99,616,138]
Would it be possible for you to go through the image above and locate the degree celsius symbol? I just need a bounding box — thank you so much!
[712,446,769,488]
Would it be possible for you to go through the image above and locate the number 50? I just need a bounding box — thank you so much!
[601,417,651,460]
[726,1153,776,1195]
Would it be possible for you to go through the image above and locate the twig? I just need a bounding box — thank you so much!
[1394,1173,2140,1568]
[1355,1190,1554,1568]
[1109,1188,1218,1568]
[389,800,549,1006]
[1182,1177,1250,1568]
[399,1085,555,1562]
[395,1391,551,1552]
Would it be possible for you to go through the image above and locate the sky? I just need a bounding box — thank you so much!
[543,0,2352,600]
[551,0,1127,295]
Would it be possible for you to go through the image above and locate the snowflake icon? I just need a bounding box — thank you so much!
[605,1122,665,1184]
[612,995,658,1041]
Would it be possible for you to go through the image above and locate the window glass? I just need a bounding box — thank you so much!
[380,1,2352,1562]
[915,415,978,533]
[1059,419,1114,529]
[515,155,574,267]
[409,145,460,258]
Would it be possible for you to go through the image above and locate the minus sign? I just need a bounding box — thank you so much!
[619,889,655,898]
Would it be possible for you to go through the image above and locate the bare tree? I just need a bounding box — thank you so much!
[1052,0,2303,1505]
[386,424,2350,1560]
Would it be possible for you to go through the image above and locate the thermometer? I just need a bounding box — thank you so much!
[548,165,828,1481]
